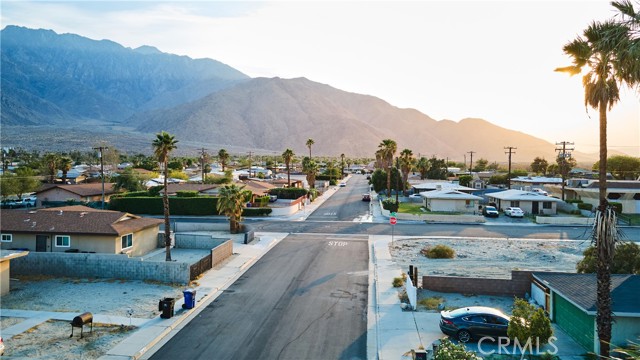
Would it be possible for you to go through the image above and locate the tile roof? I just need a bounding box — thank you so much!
[35,183,117,196]
[0,205,162,236]
[533,272,640,315]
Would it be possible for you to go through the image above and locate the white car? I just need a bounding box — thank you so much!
[504,207,524,218]
[532,188,548,196]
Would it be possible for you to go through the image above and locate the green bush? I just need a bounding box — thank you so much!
[566,199,583,204]
[421,244,455,259]
[610,202,623,214]
[119,191,150,197]
[109,196,220,215]
[433,338,481,360]
[508,298,553,347]
[577,203,593,211]
[382,199,399,212]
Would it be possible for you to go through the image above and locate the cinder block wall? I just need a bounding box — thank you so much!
[211,240,233,267]
[175,234,229,249]
[11,253,191,284]
[421,270,533,297]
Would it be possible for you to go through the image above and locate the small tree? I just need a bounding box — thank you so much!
[458,174,473,187]
[217,184,252,234]
[508,298,553,348]
[577,242,640,274]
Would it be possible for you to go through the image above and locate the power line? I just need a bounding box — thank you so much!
[504,146,517,189]
[555,141,575,201]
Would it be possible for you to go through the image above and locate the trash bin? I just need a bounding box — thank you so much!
[182,289,196,310]
[159,297,175,319]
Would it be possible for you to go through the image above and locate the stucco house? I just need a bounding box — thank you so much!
[531,272,640,354]
[165,183,220,196]
[565,180,640,214]
[35,183,118,205]
[421,190,483,213]
[0,205,163,257]
[488,189,563,215]
[411,181,476,194]
[510,176,563,192]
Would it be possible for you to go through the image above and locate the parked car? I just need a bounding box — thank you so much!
[532,188,548,196]
[504,207,524,218]
[0,336,4,355]
[339,182,346,187]
[439,306,511,343]
[482,206,499,217]
[408,193,423,199]
[362,193,371,202]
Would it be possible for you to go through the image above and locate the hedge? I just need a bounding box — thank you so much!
[242,207,273,216]
[269,187,308,199]
[578,203,593,211]
[109,196,220,215]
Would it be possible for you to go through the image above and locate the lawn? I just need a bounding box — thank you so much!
[397,202,462,215]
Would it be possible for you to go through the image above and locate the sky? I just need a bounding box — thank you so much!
[2,0,639,157]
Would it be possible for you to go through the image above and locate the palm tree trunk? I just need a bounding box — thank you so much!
[163,163,172,262]
[596,103,612,357]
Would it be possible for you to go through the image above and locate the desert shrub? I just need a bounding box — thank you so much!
[421,244,455,259]
[433,338,481,360]
[418,296,444,310]
[392,276,405,287]
[577,203,593,211]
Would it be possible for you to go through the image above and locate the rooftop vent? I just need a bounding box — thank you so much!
[58,211,63,215]
[31,222,37,228]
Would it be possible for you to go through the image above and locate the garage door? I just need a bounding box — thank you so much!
[553,293,594,352]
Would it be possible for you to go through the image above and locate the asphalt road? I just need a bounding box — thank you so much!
[149,233,369,360]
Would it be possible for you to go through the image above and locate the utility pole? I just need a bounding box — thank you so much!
[247,151,254,178]
[555,141,575,201]
[92,146,108,209]
[200,148,207,183]
[504,146,517,189]
[395,157,400,205]
[467,151,475,175]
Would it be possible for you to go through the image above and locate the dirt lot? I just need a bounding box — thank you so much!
[0,275,184,359]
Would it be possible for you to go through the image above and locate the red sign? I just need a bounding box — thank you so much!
[390,217,397,225]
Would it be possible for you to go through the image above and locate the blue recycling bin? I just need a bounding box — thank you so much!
[182,289,196,309]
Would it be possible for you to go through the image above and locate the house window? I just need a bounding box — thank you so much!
[607,192,622,200]
[1,234,12,242]
[510,201,520,207]
[55,235,70,247]
[543,202,552,209]
[121,234,133,249]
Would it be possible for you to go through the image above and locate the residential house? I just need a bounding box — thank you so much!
[488,189,563,215]
[0,205,163,257]
[165,183,220,196]
[56,167,87,184]
[421,190,483,214]
[510,176,563,193]
[35,183,117,205]
[531,272,640,354]
[411,181,476,194]
[564,180,640,214]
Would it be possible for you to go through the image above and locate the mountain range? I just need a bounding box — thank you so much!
[0,25,596,162]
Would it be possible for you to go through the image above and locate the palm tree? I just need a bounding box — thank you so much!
[217,184,251,234]
[302,156,318,190]
[282,148,294,187]
[152,131,178,262]
[399,149,415,196]
[43,153,58,183]
[58,156,73,184]
[416,157,430,180]
[340,153,345,178]
[377,139,397,197]
[305,138,314,159]
[556,3,639,355]
[218,149,230,172]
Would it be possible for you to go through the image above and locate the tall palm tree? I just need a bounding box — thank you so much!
[556,3,638,355]
[43,153,58,183]
[217,184,251,234]
[58,156,73,184]
[218,149,230,172]
[340,153,345,178]
[305,138,314,159]
[399,149,415,196]
[282,148,294,187]
[302,156,318,190]
[152,131,178,262]
[416,157,430,180]
[378,139,397,197]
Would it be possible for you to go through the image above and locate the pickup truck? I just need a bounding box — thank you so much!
[1,196,36,208]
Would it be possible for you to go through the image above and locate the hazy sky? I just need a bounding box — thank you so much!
[2,0,639,157]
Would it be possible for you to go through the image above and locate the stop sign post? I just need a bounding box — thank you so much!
[390,215,397,244]
[390,217,397,225]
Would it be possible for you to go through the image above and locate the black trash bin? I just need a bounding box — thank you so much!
[159,297,175,319]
